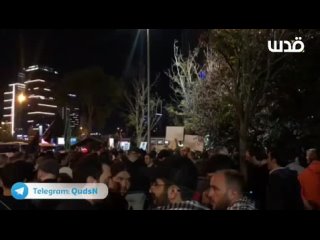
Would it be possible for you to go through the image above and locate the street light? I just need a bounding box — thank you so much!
[17,93,26,104]
[147,29,151,153]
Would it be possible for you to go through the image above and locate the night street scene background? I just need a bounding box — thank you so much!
[0,29,320,210]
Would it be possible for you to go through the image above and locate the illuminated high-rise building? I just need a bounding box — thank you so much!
[2,83,26,135]
[23,65,59,136]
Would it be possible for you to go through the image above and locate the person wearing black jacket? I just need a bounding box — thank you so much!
[32,159,61,210]
[56,158,102,210]
[266,147,304,210]
[0,162,32,210]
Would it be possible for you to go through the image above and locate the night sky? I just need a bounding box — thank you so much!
[0,29,203,133]
[0,29,205,95]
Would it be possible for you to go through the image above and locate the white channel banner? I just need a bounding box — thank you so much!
[11,182,109,200]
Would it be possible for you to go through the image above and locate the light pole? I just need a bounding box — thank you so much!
[147,29,151,152]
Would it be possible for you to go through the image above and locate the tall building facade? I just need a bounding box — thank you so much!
[61,94,80,136]
[69,108,80,134]
[2,65,81,140]
[2,83,26,135]
[23,65,59,136]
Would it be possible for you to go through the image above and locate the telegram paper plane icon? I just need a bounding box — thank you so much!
[11,182,28,200]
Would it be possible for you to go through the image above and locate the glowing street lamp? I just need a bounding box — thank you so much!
[17,93,26,104]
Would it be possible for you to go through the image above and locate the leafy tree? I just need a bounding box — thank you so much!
[168,29,317,178]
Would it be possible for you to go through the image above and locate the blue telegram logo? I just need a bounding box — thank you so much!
[11,182,28,200]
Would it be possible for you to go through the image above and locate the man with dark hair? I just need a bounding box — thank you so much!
[14,161,35,182]
[99,162,111,185]
[298,148,320,209]
[156,182,208,210]
[110,162,131,196]
[96,162,130,210]
[148,177,171,209]
[73,162,102,183]
[245,147,269,210]
[110,162,147,210]
[205,154,236,175]
[208,169,256,210]
[266,147,304,210]
[32,157,60,210]
[172,148,198,192]
[32,158,61,210]
[37,159,59,182]
[56,160,102,210]
[0,163,31,210]
[180,147,191,158]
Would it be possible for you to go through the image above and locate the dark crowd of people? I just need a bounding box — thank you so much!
[0,143,320,210]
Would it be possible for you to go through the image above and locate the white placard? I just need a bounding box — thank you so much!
[184,135,204,152]
[165,126,184,141]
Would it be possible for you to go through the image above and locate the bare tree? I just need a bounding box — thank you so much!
[125,76,162,146]
[166,42,205,132]
[166,41,235,141]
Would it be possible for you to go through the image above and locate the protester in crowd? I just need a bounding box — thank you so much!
[149,177,171,209]
[141,151,158,186]
[67,151,84,170]
[96,162,130,210]
[205,154,236,176]
[57,173,73,183]
[245,147,269,209]
[172,147,198,192]
[187,151,197,164]
[32,158,61,210]
[14,160,35,182]
[110,149,118,160]
[192,154,236,208]
[156,149,172,167]
[0,162,32,210]
[180,147,191,158]
[37,159,59,183]
[208,169,256,210]
[266,147,304,210]
[59,166,73,179]
[286,156,305,174]
[145,152,157,168]
[298,148,320,210]
[99,162,111,185]
[56,151,68,167]
[213,146,229,156]
[201,188,212,209]
[8,152,25,163]
[125,148,148,194]
[155,182,208,210]
[56,159,102,210]
[97,145,112,166]
[0,155,8,168]
[111,162,131,195]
